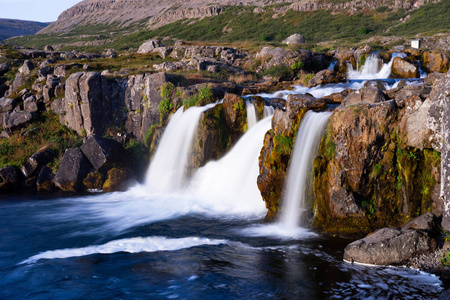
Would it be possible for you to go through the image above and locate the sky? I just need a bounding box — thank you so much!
[0,0,82,23]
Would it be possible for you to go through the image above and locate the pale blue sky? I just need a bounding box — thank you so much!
[0,0,82,22]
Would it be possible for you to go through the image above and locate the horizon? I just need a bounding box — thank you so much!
[0,0,82,23]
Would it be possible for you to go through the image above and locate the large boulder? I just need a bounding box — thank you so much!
[21,148,55,178]
[391,57,419,78]
[80,135,126,172]
[282,33,305,45]
[223,93,247,132]
[3,111,33,129]
[0,97,15,113]
[36,166,55,192]
[343,226,437,265]
[18,60,34,75]
[54,148,92,192]
[102,168,132,192]
[422,51,450,73]
[307,70,344,88]
[0,166,20,193]
[137,40,163,54]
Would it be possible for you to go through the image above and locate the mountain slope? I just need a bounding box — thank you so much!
[0,19,49,41]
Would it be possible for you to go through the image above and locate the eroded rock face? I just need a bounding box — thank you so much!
[343,227,437,265]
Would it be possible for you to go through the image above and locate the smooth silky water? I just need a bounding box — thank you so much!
[0,58,443,299]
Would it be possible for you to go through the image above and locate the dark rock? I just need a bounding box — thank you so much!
[44,45,54,52]
[38,66,53,78]
[21,148,55,178]
[80,135,126,172]
[83,171,104,191]
[343,227,437,265]
[286,94,327,119]
[0,166,20,192]
[401,212,438,232]
[3,110,33,129]
[102,48,117,58]
[0,63,10,76]
[322,89,351,104]
[36,166,55,192]
[54,148,92,192]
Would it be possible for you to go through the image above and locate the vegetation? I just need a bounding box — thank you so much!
[263,65,294,79]
[183,84,214,109]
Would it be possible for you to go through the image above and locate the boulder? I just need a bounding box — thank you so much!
[422,51,450,73]
[343,227,437,265]
[0,166,20,193]
[3,111,33,129]
[137,40,163,54]
[44,45,54,51]
[391,57,419,78]
[0,63,10,76]
[361,86,388,104]
[282,33,305,45]
[18,60,34,75]
[80,135,126,172]
[286,94,327,119]
[0,97,15,113]
[307,70,344,88]
[36,166,55,192]
[24,96,38,113]
[102,48,117,58]
[102,168,132,192]
[9,74,28,93]
[223,93,247,132]
[54,148,92,192]
[21,148,55,178]
[401,212,438,232]
[83,171,104,191]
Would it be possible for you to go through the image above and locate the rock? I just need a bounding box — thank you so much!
[102,48,117,58]
[38,66,53,78]
[223,93,247,132]
[80,135,126,172]
[343,227,437,265]
[36,166,55,192]
[0,63,10,76]
[401,212,438,232]
[137,40,163,54]
[21,148,55,178]
[425,72,445,86]
[3,110,33,129]
[9,74,28,93]
[54,148,92,192]
[322,89,351,104]
[286,94,327,118]
[422,51,450,73]
[307,70,344,88]
[83,171,104,191]
[102,168,132,192]
[24,96,38,113]
[0,166,20,193]
[354,45,372,59]
[390,45,406,52]
[282,33,305,45]
[0,130,12,139]
[391,57,419,78]
[44,45,54,51]
[256,47,298,69]
[0,97,15,113]
[361,86,388,104]
[18,60,34,75]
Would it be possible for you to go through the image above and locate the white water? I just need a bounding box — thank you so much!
[278,111,332,229]
[145,104,215,192]
[348,53,407,80]
[246,101,257,129]
[188,117,272,215]
[264,105,275,118]
[21,236,227,264]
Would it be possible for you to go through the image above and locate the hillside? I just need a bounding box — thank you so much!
[6,0,450,52]
[0,19,49,41]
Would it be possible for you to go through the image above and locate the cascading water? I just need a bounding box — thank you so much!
[278,111,332,229]
[188,117,272,215]
[145,104,215,192]
[347,53,407,80]
[264,105,275,118]
[246,101,257,129]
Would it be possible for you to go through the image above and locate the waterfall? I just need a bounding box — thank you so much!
[328,61,337,71]
[188,117,272,215]
[347,53,407,80]
[264,106,275,118]
[145,104,215,192]
[246,101,257,129]
[278,111,332,229]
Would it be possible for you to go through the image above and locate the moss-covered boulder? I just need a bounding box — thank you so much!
[83,171,104,191]
[102,168,132,192]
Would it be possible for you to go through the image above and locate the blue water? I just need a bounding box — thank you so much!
[0,192,443,299]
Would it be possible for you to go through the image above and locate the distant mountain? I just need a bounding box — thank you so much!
[0,19,49,41]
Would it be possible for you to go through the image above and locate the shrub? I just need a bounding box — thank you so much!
[358,27,368,35]
[183,85,215,109]
[263,65,294,79]
[290,60,304,73]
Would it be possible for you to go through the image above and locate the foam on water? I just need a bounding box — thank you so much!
[21,236,227,264]
[239,223,317,240]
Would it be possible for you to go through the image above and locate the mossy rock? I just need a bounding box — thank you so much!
[102,168,131,192]
[83,171,104,191]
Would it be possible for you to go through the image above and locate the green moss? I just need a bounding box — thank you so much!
[274,135,293,155]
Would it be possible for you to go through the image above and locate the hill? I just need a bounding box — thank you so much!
[0,19,49,41]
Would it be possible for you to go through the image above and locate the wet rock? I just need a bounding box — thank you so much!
[80,135,126,172]
[54,148,92,192]
[83,171,104,191]
[391,57,419,78]
[223,93,247,132]
[286,94,327,118]
[21,148,55,178]
[307,69,344,88]
[36,166,55,192]
[322,89,351,104]
[0,166,20,193]
[102,168,132,192]
[343,227,437,265]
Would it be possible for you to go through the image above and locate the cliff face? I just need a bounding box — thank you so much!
[39,0,442,34]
